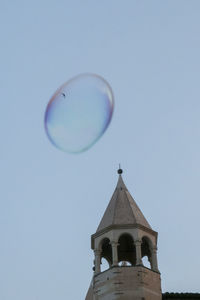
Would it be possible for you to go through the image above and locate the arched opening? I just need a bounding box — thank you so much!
[118,261,132,266]
[101,257,110,272]
[117,234,136,266]
[100,238,112,271]
[141,237,152,269]
[142,255,151,269]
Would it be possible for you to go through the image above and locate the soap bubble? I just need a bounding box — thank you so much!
[44,74,114,153]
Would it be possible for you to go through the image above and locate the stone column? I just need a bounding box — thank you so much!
[151,246,159,272]
[94,249,101,274]
[111,241,119,266]
[135,239,143,265]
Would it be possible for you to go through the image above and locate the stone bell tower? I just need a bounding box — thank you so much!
[85,169,162,300]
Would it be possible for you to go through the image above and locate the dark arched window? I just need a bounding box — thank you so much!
[100,238,112,271]
[141,237,152,269]
[117,234,136,266]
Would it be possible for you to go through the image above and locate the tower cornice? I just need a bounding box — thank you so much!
[91,223,158,249]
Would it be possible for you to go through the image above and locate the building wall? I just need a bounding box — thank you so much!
[93,265,162,300]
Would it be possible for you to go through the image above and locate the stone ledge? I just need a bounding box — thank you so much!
[94,264,160,277]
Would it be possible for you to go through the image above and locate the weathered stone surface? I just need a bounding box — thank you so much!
[93,265,162,300]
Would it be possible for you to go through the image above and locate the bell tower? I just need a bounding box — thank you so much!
[86,169,162,300]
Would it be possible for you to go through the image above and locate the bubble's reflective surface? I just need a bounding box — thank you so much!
[44,74,114,153]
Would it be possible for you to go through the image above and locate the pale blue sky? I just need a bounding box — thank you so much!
[1,1,200,299]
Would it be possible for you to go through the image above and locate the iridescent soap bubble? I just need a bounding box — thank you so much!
[44,74,114,153]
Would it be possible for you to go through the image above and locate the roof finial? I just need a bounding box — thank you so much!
[118,164,123,174]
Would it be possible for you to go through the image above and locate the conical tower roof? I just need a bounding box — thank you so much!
[96,170,151,232]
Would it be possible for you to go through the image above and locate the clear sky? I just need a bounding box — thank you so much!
[1,1,200,299]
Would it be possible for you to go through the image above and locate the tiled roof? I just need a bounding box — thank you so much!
[163,293,200,299]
